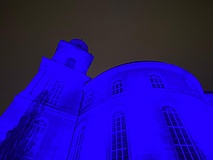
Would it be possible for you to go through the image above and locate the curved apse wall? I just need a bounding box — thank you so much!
[75,61,211,160]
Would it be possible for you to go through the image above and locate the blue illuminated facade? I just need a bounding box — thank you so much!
[0,39,213,160]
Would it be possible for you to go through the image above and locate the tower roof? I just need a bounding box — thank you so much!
[69,39,89,52]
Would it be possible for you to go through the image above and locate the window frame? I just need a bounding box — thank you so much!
[162,106,201,160]
[46,81,65,107]
[112,80,124,95]
[111,112,129,160]
[82,93,93,111]
[72,126,85,160]
[23,118,48,159]
[149,74,165,89]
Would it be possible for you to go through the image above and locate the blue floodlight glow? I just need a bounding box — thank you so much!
[0,39,213,160]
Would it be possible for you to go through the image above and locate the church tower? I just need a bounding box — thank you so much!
[0,39,94,160]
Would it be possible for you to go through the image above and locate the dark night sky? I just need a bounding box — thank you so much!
[0,1,213,114]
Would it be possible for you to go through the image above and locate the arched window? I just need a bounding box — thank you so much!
[185,79,199,96]
[82,94,92,110]
[149,75,165,88]
[112,80,123,95]
[23,118,48,159]
[46,81,64,107]
[66,58,76,69]
[162,106,201,160]
[112,112,128,160]
[73,126,85,160]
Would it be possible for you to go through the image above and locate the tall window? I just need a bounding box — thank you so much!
[162,106,201,160]
[149,75,165,88]
[112,112,128,160]
[47,81,64,107]
[73,127,85,160]
[112,80,123,95]
[23,119,47,159]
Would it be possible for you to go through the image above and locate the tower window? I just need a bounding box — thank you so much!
[65,58,76,69]
[112,80,123,95]
[73,126,85,160]
[112,112,129,160]
[46,81,64,107]
[22,119,47,159]
[162,106,201,160]
[82,94,92,111]
[149,75,165,88]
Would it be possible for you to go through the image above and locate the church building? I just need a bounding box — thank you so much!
[0,39,213,160]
